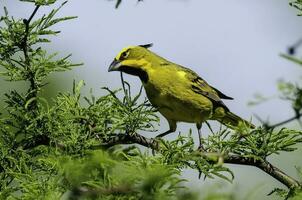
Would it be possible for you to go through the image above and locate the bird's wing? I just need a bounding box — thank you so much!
[211,86,234,100]
[178,66,231,111]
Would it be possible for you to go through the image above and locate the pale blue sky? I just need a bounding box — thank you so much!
[2,0,302,199]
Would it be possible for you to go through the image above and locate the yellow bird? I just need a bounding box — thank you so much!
[108,44,254,149]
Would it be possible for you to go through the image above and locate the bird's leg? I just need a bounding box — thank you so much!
[155,120,176,138]
[155,129,173,138]
[196,123,205,151]
[152,120,176,155]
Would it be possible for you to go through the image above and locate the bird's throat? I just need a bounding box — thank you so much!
[119,65,149,83]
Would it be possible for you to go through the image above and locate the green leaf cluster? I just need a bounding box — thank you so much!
[0,1,80,84]
[1,0,302,200]
[0,1,194,199]
[290,0,302,15]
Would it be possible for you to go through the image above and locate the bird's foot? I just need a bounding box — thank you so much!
[197,144,205,152]
[151,137,162,155]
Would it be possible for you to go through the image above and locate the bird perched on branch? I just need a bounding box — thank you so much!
[108,44,254,149]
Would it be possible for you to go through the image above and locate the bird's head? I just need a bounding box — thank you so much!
[108,44,153,82]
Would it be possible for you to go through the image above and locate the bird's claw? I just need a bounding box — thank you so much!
[197,144,205,152]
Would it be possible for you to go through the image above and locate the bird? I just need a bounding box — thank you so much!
[108,44,254,149]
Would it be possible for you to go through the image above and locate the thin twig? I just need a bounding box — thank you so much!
[224,154,301,189]
[94,133,158,150]
[120,72,127,96]
[22,5,40,64]
[268,112,301,129]
[21,5,40,111]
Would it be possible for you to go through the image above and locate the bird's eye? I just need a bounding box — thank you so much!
[120,51,129,60]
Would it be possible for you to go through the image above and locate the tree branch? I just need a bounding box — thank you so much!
[22,5,40,64]
[268,112,301,129]
[98,132,301,190]
[21,5,40,112]
[94,133,159,150]
[224,154,301,189]
[255,111,302,130]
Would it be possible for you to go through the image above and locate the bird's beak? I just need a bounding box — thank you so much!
[108,58,121,72]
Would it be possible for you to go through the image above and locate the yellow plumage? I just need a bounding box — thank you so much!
[108,44,254,148]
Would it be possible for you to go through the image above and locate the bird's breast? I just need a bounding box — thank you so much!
[142,71,212,123]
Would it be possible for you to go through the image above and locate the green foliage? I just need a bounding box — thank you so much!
[1,0,302,200]
[247,93,273,106]
[248,56,302,128]
[278,54,302,115]
[61,148,191,200]
[159,133,234,182]
[48,80,158,154]
[210,127,302,158]
[0,1,80,83]
[122,125,294,185]
[290,0,302,15]
[102,79,159,135]
[0,2,191,199]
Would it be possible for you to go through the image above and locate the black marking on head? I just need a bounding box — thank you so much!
[139,43,153,49]
[119,49,130,61]
[119,65,149,83]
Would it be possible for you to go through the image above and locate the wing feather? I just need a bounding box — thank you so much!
[211,86,234,100]
[175,65,231,111]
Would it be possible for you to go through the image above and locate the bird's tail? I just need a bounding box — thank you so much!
[219,111,255,129]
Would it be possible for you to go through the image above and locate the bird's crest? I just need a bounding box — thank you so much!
[139,43,153,49]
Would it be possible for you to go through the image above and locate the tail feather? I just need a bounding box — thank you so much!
[219,111,255,129]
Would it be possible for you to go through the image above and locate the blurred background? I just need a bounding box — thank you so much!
[1,0,302,199]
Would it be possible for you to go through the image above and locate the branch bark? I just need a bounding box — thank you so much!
[99,132,301,190]
[268,112,301,129]
[21,5,40,111]
[224,154,301,189]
